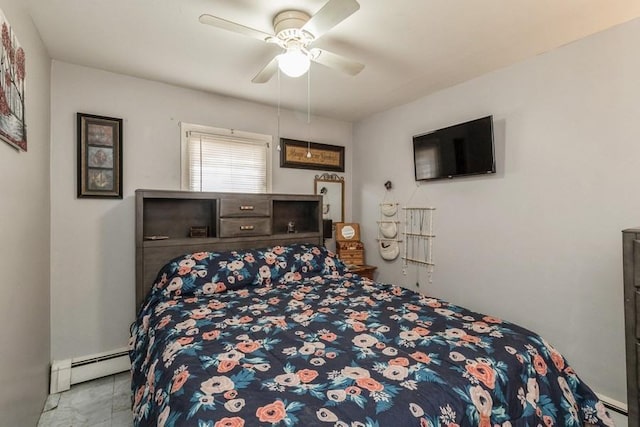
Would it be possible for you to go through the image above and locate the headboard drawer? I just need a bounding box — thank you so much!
[219,218,271,238]
[219,197,270,217]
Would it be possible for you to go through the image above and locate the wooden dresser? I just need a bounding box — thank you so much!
[623,228,640,426]
[136,189,322,309]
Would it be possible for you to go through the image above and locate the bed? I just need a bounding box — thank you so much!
[129,243,614,427]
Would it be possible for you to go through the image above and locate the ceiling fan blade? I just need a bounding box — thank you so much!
[310,48,364,76]
[302,0,360,40]
[199,14,273,42]
[252,55,280,83]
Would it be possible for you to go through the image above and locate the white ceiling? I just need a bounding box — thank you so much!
[26,0,640,122]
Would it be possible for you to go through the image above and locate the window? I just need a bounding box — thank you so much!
[181,123,272,193]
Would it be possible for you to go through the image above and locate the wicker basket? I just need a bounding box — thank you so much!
[337,240,365,266]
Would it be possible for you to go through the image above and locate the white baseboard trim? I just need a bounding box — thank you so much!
[50,347,130,394]
[596,392,628,416]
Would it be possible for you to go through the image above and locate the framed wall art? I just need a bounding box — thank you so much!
[77,113,123,198]
[0,8,27,151]
[280,138,345,172]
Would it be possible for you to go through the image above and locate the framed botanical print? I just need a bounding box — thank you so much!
[77,113,123,198]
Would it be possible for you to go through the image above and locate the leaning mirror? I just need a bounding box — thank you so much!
[314,173,344,223]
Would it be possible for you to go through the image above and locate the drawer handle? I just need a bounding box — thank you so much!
[240,225,255,231]
[239,205,255,211]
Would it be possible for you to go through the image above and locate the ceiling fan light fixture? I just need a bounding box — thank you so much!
[278,47,310,78]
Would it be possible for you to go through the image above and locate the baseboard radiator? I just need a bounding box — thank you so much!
[50,347,130,394]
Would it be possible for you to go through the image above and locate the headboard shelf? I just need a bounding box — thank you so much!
[141,232,321,248]
[135,189,323,310]
[142,197,216,238]
[273,199,320,234]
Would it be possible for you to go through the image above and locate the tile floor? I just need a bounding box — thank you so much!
[36,371,629,427]
[611,411,628,427]
[38,371,132,427]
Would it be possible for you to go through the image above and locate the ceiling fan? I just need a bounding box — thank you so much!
[199,0,365,83]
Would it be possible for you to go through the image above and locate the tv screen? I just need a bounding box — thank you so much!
[413,116,495,181]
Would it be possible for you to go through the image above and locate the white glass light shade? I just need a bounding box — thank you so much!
[278,48,310,78]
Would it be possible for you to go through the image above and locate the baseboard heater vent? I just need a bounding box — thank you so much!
[50,347,130,394]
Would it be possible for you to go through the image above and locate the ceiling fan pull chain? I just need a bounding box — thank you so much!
[306,67,312,158]
[277,68,281,151]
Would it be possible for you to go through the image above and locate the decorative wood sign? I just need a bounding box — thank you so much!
[280,138,345,172]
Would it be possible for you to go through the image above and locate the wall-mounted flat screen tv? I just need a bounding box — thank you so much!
[413,115,495,181]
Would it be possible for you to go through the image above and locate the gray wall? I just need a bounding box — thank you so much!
[49,61,353,361]
[0,1,51,425]
[353,18,640,402]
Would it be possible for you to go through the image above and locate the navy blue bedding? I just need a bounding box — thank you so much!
[129,244,614,427]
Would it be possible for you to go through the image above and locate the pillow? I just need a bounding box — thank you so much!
[246,243,347,284]
[148,244,346,299]
[148,249,264,299]
[276,243,347,282]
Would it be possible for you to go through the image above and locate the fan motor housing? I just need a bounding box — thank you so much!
[273,10,312,39]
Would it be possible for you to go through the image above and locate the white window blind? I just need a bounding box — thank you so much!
[181,124,272,193]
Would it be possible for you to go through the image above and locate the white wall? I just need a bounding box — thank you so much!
[353,18,640,403]
[50,61,353,360]
[0,1,51,425]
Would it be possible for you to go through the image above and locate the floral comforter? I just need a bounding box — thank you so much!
[129,244,613,427]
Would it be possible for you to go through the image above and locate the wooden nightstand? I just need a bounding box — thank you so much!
[348,265,377,280]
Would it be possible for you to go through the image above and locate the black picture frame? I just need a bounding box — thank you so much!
[77,113,123,199]
[280,138,345,172]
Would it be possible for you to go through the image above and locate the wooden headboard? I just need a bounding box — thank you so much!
[135,189,323,311]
